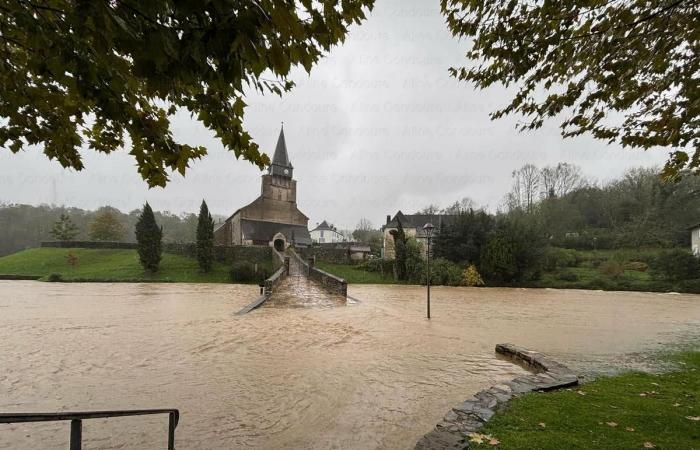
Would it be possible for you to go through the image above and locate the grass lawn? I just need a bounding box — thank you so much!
[0,248,238,283]
[471,351,700,449]
[315,260,404,284]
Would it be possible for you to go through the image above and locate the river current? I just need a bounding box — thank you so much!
[0,281,698,449]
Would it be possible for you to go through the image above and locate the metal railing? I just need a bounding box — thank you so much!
[0,408,179,450]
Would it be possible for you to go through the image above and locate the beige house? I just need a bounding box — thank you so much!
[381,211,457,259]
[692,223,700,256]
[214,126,311,250]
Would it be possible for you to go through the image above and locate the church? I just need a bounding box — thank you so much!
[214,126,312,250]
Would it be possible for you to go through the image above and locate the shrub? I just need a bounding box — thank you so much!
[462,264,485,286]
[678,279,700,294]
[544,247,578,271]
[47,273,63,282]
[557,270,579,282]
[650,249,700,281]
[427,257,462,286]
[229,262,256,283]
[599,260,624,278]
[624,261,648,272]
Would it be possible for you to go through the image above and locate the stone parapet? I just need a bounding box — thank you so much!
[415,344,579,450]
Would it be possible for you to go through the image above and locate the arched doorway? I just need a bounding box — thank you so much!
[272,232,286,252]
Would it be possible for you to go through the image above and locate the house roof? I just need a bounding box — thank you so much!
[311,220,336,232]
[384,210,458,236]
[240,219,311,245]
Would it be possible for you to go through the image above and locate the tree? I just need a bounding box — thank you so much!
[50,213,78,241]
[540,163,586,198]
[506,164,540,212]
[89,207,125,241]
[417,204,441,215]
[442,197,476,214]
[433,209,494,266]
[462,264,485,287]
[196,200,214,273]
[442,1,699,180]
[480,235,517,282]
[1,1,374,187]
[389,219,408,280]
[135,203,162,273]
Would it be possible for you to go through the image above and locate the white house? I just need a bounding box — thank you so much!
[310,220,345,244]
[692,223,700,256]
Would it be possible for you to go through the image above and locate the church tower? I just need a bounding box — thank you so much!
[261,126,297,205]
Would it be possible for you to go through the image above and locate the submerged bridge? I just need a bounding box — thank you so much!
[236,249,347,314]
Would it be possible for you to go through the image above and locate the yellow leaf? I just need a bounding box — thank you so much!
[489,438,500,446]
[626,427,635,432]
[606,422,618,427]
[643,442,656,449]
[686,416,700,421]
[538,422,546,428]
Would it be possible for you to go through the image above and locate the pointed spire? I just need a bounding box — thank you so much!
[269,123,293,178]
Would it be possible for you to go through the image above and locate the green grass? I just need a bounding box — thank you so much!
[0,248,239,283]
[315,260,404,284]
[472,351,700,449]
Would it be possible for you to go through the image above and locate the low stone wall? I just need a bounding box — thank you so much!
[236,252,288,315]
[41,241,272,264]
[299,247,350,265]
[415,343,579,450]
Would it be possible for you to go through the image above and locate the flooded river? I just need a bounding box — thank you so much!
[0,281,698,449]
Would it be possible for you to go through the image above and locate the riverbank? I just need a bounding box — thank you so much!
[0,248,237,283]
[315,259,700,294]
[468,350,699,449]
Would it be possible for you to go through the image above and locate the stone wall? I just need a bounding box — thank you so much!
[415,343,579,450]
[41,241,272,265]
[299,246,350,265]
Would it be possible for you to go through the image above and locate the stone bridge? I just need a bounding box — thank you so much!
[236,249,347,314]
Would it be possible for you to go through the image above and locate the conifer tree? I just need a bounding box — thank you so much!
[196,200,215,273]
[50,213,79,241]
[135,203,162,273]
[390,219,408,281]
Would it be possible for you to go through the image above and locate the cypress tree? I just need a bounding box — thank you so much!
[196,200,215,273]
[390,219,408,280]
[135,202,162,273]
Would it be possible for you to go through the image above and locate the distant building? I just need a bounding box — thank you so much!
[214,126,312,250]
[310,220,345,244]
[381,210,457,259]
[692,223,700,256]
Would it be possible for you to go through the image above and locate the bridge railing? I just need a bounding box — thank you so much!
[289,250,347,297]
[0,408,179,450]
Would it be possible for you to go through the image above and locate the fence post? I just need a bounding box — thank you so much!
[70,419,82,450]
[168,412,176,450]
[284,256,290,275]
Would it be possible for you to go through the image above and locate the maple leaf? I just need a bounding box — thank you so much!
[489,438,500,446]
[468,433,485,445]
[643,442,656,449]
[606,422,618,427]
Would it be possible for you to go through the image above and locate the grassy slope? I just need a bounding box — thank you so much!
[0,248,235,283]
[315,260,403,284]
[472,352,700,450]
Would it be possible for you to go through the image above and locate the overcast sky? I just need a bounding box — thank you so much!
[0,0,667,230]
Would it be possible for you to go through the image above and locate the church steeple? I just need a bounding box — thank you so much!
[269,124,293,178]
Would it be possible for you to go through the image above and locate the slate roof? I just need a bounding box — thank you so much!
[311,220,334,232]
[384,210,458,236]
[269,125,293,177]
[240,219,311,245]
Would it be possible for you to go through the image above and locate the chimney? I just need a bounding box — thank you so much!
[386,215,391,225]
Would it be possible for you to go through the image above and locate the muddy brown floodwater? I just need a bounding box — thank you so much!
[0,281,698,449]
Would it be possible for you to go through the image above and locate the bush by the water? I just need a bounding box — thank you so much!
[557,270,579,282]
[599,260,624,278]
[462,264,484,286]
[47,273,63,282]
[229,262,257,283]
[426,257,462,286]
[544,247,578,271]
[650,249,700,281]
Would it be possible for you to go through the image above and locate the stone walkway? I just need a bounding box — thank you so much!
[262,253,346,309]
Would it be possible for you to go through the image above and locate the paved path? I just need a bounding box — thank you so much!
[262,253,346,309]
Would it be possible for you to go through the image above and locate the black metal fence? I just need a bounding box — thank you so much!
[0,409,179,450]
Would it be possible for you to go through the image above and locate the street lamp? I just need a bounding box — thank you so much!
[423,222,435,319]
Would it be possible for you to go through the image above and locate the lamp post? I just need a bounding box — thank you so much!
[423,222,435,319]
